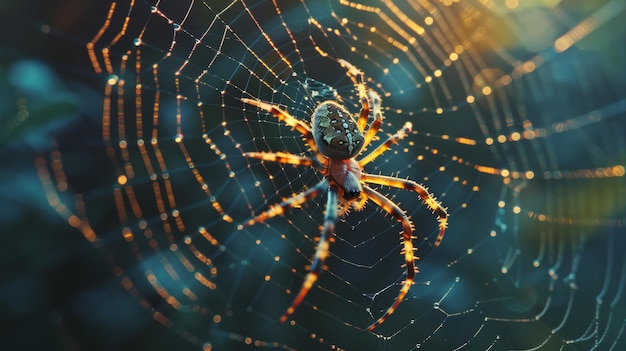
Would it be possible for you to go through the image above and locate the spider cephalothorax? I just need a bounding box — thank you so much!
[240,59,448,331]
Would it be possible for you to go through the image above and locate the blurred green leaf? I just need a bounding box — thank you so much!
[0,95,78,144]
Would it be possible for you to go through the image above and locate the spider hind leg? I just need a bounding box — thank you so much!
[363,173,448,247]
[362,185,416,331]
[279,186,338,324]
[240,179,329,229]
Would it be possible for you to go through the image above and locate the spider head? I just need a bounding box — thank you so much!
[312,101,364,160]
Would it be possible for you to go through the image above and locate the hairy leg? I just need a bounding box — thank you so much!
[240,178,329,228]
[363,173,447,247]
[358,121,412,167]
[361,91,384,150]
[338,59,369,131]
[280,186,338,323]
[244,151,317,168]
[337,59,384,149]
[362,185,416,331]
[241,98,321,160]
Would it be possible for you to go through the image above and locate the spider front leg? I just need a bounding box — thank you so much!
[338,59,369,131]
[280,185,338,324]
[362,185,416,331]
[241,98,322,160]
[361,91,384,149]
[359,121,412,167]
[244,151,317,168]
[363,174,448,247]
[337,59,385,148]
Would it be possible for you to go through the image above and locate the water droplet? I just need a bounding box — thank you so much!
[106,75,119,85]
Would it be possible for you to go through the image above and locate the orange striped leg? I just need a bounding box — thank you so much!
[241,98,320,157]
[241,178,329,228]
[362,185,416,331]
[363,174,447,247]
[244,151,315,167]
[280,186,338,324]
[356,86,370,132]
[338,59,369,131]
[358,121,412,167]
[361,91,384,149]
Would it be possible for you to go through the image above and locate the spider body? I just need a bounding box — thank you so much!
[241,59,448,331]
[313,100,365,206]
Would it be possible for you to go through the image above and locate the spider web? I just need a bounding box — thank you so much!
[3,0,626,350]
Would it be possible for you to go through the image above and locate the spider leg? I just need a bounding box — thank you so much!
[361,91,384,150]
[363,174,448,247]
[240,178,329,228]
[362,185,416,331]
[358,121,412,167]
[241,98,321,159]
[244,151,321,168]
[338,59,369,131]
[280,186,338,324]
[336,60,386,154]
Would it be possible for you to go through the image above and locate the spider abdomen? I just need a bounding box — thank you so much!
[312,101,364,160]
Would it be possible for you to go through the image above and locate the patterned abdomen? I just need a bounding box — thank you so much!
[312,101,364,160]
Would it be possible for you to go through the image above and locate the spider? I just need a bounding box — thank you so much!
[240,59,448,331]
